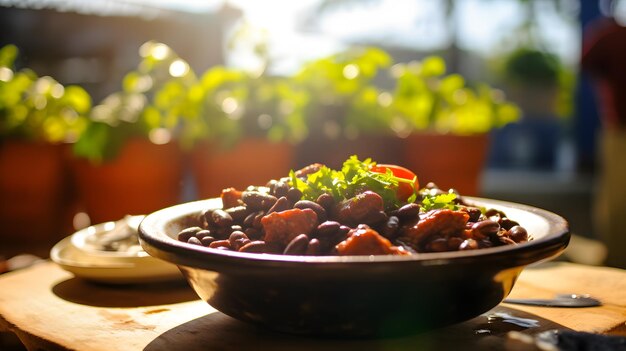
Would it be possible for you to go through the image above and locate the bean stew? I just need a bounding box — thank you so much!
[177,156,530,256]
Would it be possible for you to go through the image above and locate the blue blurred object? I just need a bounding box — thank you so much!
[488,117,563,170]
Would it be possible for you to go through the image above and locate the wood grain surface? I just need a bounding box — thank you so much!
[0,261,624,351]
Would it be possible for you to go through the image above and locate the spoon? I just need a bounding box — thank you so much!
[503,294,602,308]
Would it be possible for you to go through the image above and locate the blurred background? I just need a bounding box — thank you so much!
[0,0,624,269]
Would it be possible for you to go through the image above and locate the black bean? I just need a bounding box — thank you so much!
[244,227,263,240]
[335,191,384,225]
[274,181,290,198]
[225,206,249,223]
[498,236,517,245]
[212,209,233,228]
[464,207,482,222]
[232,238,251,251]
[209,240,231,249]
[242,191,277,211]
[200,208,214,227]
[284,234,309,255]
[267,196,291,214]
[314,226,350,252]
[472,220,500,239]
[200,236,216,246]
[367,211,388,226]
[239,241,270,253]
[485,208,506,223]
[507,226,528,242]
[381,216,400,239]
[396,203,421,220]
[338,225,351,238]
[313,221,342,250]
[242,212,254,228]
[286,187,302,203]
[230,225,243,232]
[266,179,278,193]
[459,239,479,250]
[229,231,249,244]
[177,226,202,242]
[316,221,341,238]
[253,212,265,229]
[295,163,322,177]
[500,218,520,231]
[485,208,505,217]
[195,229,212,240]
[305,238,321,255]
[316,193,335,211]
[187,236,202,246]
[212,227,232,240]
[294,200,327,222]
[478,239,493,249]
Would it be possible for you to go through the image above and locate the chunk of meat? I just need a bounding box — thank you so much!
[398,209,469,251]
[333,191,384,225]
[261,208,318,246]
[335,226,407,256]
[221,187,243,209]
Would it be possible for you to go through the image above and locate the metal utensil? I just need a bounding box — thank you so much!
[503,294,602,308]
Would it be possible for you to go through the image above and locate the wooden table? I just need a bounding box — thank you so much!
[0,261,624,351]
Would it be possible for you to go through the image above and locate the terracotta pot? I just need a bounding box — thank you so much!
[191,139,295,199]
[295,135,404,170]
[0,141,71,245]
[402,133,490,196]
[71,139,184,224]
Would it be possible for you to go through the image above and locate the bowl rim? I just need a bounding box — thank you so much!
[138,196,570,270]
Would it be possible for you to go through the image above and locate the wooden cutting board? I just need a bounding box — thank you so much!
[502,262,626,335]
[0,261,624,351]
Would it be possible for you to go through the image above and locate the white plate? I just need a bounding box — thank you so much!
[50,219,182,284]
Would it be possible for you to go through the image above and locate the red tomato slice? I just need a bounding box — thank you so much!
[370,164,419,201]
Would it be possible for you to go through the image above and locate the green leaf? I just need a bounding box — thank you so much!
[72,122,111,163]
[123,72,142,93]
[439,74,465,97]
[0,44,18,68]
[421,56,446,77]
[421,193,458,212]
[289,155,414,210]
[62,86,92,113]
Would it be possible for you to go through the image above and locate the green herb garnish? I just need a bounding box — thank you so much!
[420,193,459,211]
[288,155,463,213]
[288,155,416,210]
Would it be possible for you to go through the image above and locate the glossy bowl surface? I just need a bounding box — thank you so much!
[138,197,569,337]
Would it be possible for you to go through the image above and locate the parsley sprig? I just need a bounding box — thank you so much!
[288,156,460,212]
[420,193,459,211]
[289,156,414,210]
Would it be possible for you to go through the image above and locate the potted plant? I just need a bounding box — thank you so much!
[187,65,309,197]
[390,55,520,195]
[293,47,402,168]
[488,47,573,170]
[70,41,190,224]
[0,44,91,244]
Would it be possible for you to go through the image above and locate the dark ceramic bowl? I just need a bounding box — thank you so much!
[138,197,569,338]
